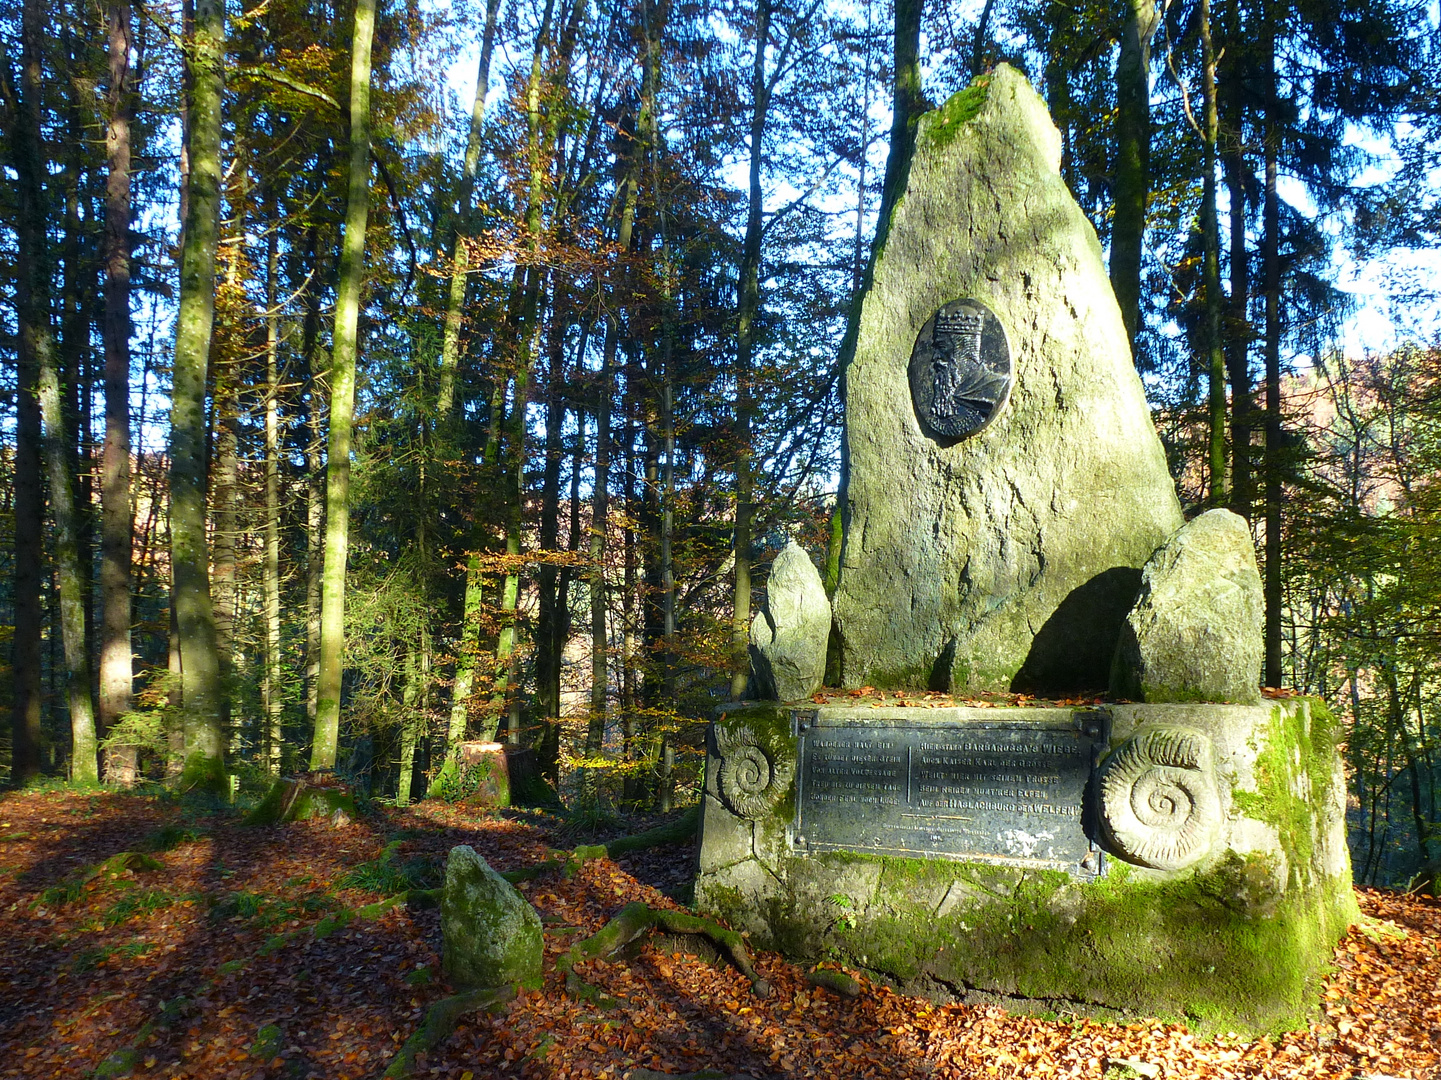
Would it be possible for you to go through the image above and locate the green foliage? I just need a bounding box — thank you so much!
[339,840,440,894]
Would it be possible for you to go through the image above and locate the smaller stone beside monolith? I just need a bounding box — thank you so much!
[1111,509,1263,704]
[441,845,543,989]
[750,542,830,702]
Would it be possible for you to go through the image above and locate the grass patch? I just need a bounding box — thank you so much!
[340,840,440,895]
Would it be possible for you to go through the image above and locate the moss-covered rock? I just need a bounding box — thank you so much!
[1111,509,1263,704]
[242,775,356,827]
[440,845,543,990]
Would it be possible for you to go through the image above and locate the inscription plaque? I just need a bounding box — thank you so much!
[793,712,1107,875]
[908,298,1012,442]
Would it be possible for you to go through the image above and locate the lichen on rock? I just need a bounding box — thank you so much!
[750,540,831,701]
[440,845,543,990]
[1111,508,1264,704]
[833,64,1182,695]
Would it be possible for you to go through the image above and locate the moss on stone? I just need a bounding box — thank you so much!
[1234,699,1351,897]
[177,751,229,797]
[440,846,543,991]
[921,76,992,152]
[743,847,1349,1035]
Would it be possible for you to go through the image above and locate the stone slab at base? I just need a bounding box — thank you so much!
[695,699,1355,1035]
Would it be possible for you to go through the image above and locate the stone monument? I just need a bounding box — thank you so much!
[711,65,1356,1034]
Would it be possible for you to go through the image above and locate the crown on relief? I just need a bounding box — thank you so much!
[934,311,983,338]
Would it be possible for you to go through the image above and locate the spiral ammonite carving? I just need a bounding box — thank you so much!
[1099,725,1222,871]
[715,728,793,819]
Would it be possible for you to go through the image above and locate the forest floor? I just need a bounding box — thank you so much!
[0,788,1437,1080]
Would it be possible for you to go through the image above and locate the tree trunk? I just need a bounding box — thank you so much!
[303,250,325,729]
[263,201,284,776]
[211,326,239,737]
[1261,16,1283,689]
[312,0,377,770]
[169,0,227,788]
[1223,0,1252,522]
[491,0,560,737]
[730,0,771,700]
[587,101,639,763]
[100,0,136,785]
[435,0,503,418]
[38,315,100,785]
[1199,0,1227,505]
[21,2,98,785]
[1112,0,1158,358]
[4,7,48,787]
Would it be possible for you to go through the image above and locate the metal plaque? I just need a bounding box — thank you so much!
[793,712,1107,875]
[908,298,1012,442]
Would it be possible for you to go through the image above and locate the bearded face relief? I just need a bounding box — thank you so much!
[908,298,1013,443]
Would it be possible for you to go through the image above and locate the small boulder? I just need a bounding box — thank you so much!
[441,845,543,989]
[1111,509,1262,704]
[750,541,831,701]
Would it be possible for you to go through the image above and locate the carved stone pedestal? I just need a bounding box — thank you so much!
[695,699,1355,1035]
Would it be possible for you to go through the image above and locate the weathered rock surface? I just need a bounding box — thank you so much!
[833,65,1183,693]
[750,541,830,701]
[441,845,543,989]
[1111,508,1263,704]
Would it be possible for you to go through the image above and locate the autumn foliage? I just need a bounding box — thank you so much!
[0,790,1438,1079]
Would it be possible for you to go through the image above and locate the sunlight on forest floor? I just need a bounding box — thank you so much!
[0,789,1436,1079]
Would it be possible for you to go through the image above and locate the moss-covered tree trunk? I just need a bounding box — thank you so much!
[311,0,377,769]
[169,0,227,788]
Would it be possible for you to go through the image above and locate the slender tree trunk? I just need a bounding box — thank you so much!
[1199,0,1227,505]
[263,205,284,776]
[588,131,639,761]
[303,261,325,729]
[435,0,503,418]
[312,0,377,770]
[211,330,239,735]
[4,16,47,786]
[101,0,136,784]
[1223,0,1252,521]
[10,0,99,785]
[536,316,567,723]
[1261,18,1283,689]
[1112,0,1158,358]
[169,0,227,787]
[490,0,559,735]
[39,318,100,785]
[730,0,771,700]
[396,648,419,805]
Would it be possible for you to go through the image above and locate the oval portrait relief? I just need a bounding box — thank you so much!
[908,298,1013,443]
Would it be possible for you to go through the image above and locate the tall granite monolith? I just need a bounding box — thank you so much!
[833,65,1183,693]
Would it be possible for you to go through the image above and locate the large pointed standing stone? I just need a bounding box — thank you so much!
[750,541,831,701]
[834,65,1183,693]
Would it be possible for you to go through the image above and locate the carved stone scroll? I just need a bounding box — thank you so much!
[1099,725,1222,871]
[715,728,794,820]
